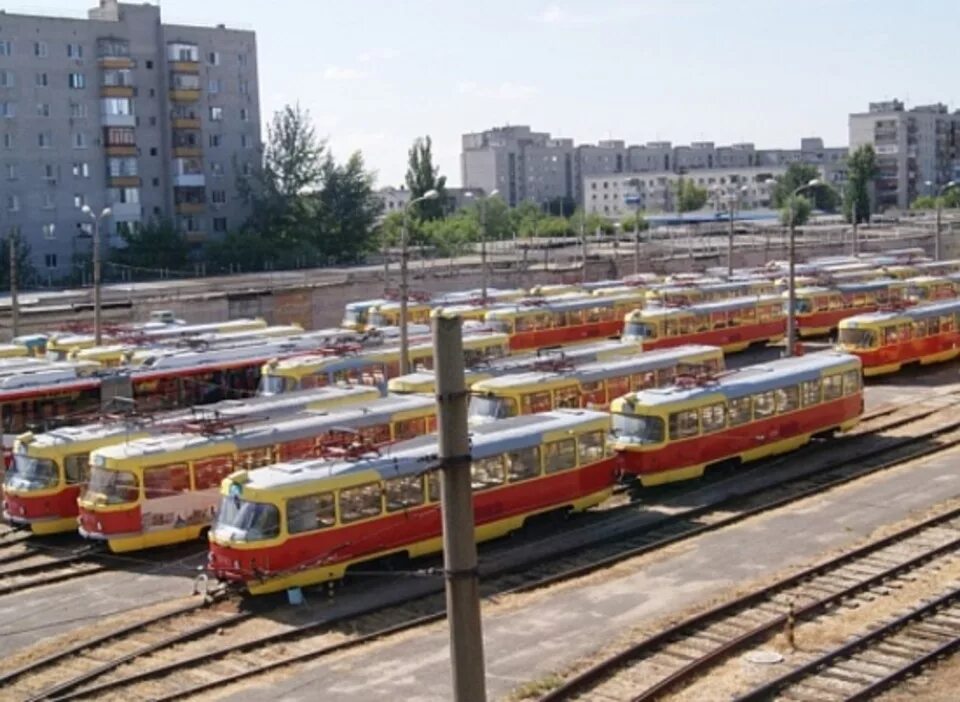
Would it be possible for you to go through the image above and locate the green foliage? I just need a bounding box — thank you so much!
[675,178,709,213]
[539,216,572,238]
[476,195,512,240]
[511,201,545,238]
[0,233,36,288]
[543,196,577,218]
[423,213,479,257]
[912,189,960,210]
[772,163,839,212]
[844,145,877,224]
[311,151,383,263]
[569,209,615,236]
[405,136,447,221]
[620,213,649,233]
[111,219,190,272]
[911,195,939,210]
[780,194,813,226]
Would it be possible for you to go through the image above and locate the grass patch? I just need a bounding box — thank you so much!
[509,673,565,700]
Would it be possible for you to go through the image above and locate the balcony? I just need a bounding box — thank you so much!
[173,173,206,187]
[173,146,202,158]
[176,202,205,215]
[169,60,200,74]
[109,176,141,188]
[170,89,201,102]
[102,113,136,128]
[109,202,142,220]
[100,85,134,98]
[98,55,134,70]
[105,145,137,156]
[185,231,206,244]
[172,117,201,129]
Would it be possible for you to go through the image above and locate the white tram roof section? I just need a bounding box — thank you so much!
[240,409,611,491]
[485,293,641,317]
[0,361,101,390]
[92,394,437,462]
[636,295,784,319]
[622,352,861,408]
[21,386,379,450]
[843,298,960,327]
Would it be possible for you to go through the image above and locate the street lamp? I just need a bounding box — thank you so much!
[81,204,112,345]
[924,180,958,261]
[464,188,499,302]
[786,179,822,357]
[713,184,750,277]
[400,189,439,375]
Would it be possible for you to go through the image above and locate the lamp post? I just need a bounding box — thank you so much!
[81,205,112,345]
[627,178,643,276]
[400,189,439,375]
[925,180,958,261]
[464,188,499,302]
[713,184,750,277]
[786,179,822,357]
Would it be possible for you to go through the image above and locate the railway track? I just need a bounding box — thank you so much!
[539,506,960,701]
[0,547,105,597]
[13,397,960,701]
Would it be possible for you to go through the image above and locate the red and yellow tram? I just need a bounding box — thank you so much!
[622,296,785,353]
[792,279,909,337]
[208,409,616,594]
[611,352,863,486]
[837,299,960,376]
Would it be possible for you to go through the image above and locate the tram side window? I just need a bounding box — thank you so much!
[775,386,800,414]
[842,370,861,395]
[700,403,726,433]
[385,475,425,512]
[664,319,679,338]
[656,367,675,386]
[883,326,899,346]
[579,381,605,407]
[359,423,392,445]
[237,448,272,470]
[521,391,553,415]
[471,455,505,490]
[567,309,585,326]
[828,295,843,310]
[339,482,383,523]
[394,417,427,441]
[193,457,234,490]
[544,439,577,473]
[578,431,607,463]
[64,453,90,485]
[287,492,335,533]
[427,470,440,502]
[606,376,630,401]
[728,396,752,426]
[506,446,541,483]
[632,372,656,391]
[554,386,581,409]
[801,379,822,407]
[741,306,757,323]
[144,464,190,499]
[668,410,699,439]
[823,374,843,401]
[928,317,940,335]
[941,315,955,333]
[753,391,775,418]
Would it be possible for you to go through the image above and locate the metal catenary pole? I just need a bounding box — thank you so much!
[9,226,19,339]
[432,311,486,702]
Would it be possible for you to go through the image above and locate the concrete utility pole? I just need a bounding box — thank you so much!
[399,189,438,375]
[464,189,499,302]
[9,226,19,339]
[580,210,588,284]
[81,205,112,345]
[627,178,643,276]
[432,311,486,702]
[786,179,822,357]
[926,180,958,262]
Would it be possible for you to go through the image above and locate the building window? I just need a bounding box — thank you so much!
[70,102,87,119]
[213,217,227,232]
[172,73,200,90]
[0,70,15,88]
[152,177,159,187]
[241,162,251,176]
[7,194,20,212]
[35,72,49,87]
[2,133,13,149]
[43,163,55,180]
[67,43,83,58]
[68,73,86,89]
[209,134,221,147]
[5,163,15,180]
[241,134,250,148]
[208,79,221,94]
[209,106,223,121]
[101,97,133,116]
[211,189,226,204]
[104,127,135,145]
[44,253,58,269]
[41,193,54,210]
[208,51,220,66]
[239,79,250,94]
[149,147,158,156]
[37,103,51,117]
[149,116,156,126]
[73,162,90,178]
[42,223,55,238]
[107,187,139,204]
[0,102,15,118]
[97,38,129,57]
[240,108,249,122]
[73,132,88,149]
[167,43,199,62]
[102,69,133,87]
[145,60,154,69]
[34,41,48,58]
[38,132,52,148]
[210,161,224,176]
[74,194,86,208]
[107,157,137,177]
[0,41,12,57]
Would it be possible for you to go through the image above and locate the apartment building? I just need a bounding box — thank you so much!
[0,1,259,278]
[374,185,485,217]
[462,125,846,210]
[849,99,960,210]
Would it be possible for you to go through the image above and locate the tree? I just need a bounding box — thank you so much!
[912,189,960,210]
[237,103,326,244]
[511,201,545,238]
[911,195,939,210]
[619,213,650,233]
[780,194,813,227]
[569,209,615,236]
[111,219,190,273]
[772,163,839,212]
[0,233,36,289]
[543,196,577,218]
[675,178,709,213]
[311,151,383,263]
[405,136,447,221]
[844,145,877,224]
[473,195,512,240]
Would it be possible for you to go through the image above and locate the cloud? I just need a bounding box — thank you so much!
[537,4,574,24]
[358,47,398,64]
[322,65,366,81]
[457,81,538,101]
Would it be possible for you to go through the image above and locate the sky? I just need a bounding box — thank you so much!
[20,1,960,186]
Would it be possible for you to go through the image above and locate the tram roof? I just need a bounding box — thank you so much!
[619,352,860,407]
[637,295,783,318]
[237,409,610,490]
[844,298,960,327]
[486,293,642,317]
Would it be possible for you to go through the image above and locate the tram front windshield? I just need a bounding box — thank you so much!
[258,374,295,396]
[485,318,512,334]
[624,320,658,339]
[612,412,665,444]
[468,394,518,420]
[342,309,364,327]
[4,454,58,491]
[83,467,140,505]
[838,328,877,349]
[213,496,280,542]
[793,298,813,314]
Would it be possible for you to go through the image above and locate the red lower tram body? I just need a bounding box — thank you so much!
[2,485,81,534]
[209,456,618,594]
[849,334,960,376]
[508,320,623,352]
[641,319,784,353]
